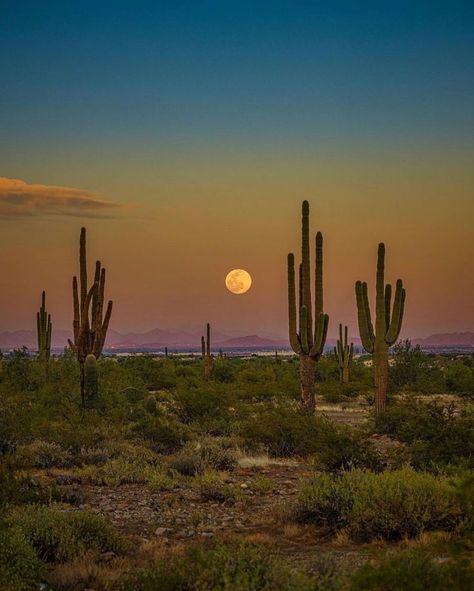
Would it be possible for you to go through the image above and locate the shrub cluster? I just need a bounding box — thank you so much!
[294,468,465,541]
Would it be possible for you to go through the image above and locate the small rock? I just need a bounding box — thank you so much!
[99,551,116,563]
[155,527,170,536]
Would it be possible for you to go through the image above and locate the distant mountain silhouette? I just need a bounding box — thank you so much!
[0,329,472,352]
[413,332,474,347]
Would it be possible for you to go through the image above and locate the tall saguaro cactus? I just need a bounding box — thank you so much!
[37,291,52,367]
[355,243,406,415]
[287,200,329,412]
[334,324,353,384]
[201,322,213,380]
[68,228,113,408]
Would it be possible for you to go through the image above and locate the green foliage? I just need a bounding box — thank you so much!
[240,406,379,469]
[14,440,72,469]
[0,463,60,509]
[117,540,314,591]
[376,400,474,470]
[131,415,189,453]
[350,548,474,591]
[0,526,46,591]
[295,468,465,541]
[196,470,238,502]
[445,362,474,396]
[174,383,233,426]
[170,438,237,476]
[213,359,235,383]
[84,353,98,408]
[5,505,127,563]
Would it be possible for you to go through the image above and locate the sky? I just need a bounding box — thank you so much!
[1,1,473,339]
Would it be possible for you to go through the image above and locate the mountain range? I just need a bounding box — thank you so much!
[0,328,473,352]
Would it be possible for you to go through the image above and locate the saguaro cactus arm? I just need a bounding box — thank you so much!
[70,227,113,364]
[385,279,406,345]
[355,281,375,353]
[287,253,303,354]
[287,201,328,360]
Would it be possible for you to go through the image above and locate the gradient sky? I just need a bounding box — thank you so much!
[1,1,473,339]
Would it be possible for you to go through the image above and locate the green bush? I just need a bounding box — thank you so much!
[376,400,474,470]
[6,505,127,563]
[239,406,320,457]
[350,548,474,591]
[174,384,232,425]
[116,540,314,590]
[240,407,379,469]
[445,363,474,396]
[0,527,46,591]
[295,468,465,541]
[131,415,189,453]
[0,464,61,508]
[14,440,72,469]
[313,423,382,472]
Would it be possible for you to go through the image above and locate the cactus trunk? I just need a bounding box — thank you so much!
[202,322,213,380]
[83,354,98,409]
[300,355,315,413]
[374,339,389,415]
[287,201,329,412]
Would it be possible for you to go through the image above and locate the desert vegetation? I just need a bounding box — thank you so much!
[0,346,472,590]
[0,203,472,590]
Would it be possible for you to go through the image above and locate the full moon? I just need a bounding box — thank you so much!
[225,269,252,294]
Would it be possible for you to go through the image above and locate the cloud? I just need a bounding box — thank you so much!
[0,177,119,218]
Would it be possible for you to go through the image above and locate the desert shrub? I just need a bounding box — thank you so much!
[6,505,127,563]
[213,360,235,383]
[0,526,46,591]
[240,407,379,469]
[376,400,474,470]
[174,384,232,425]
[0,463,60,508]
[248,475,276,494]
[3,348,42,393]
[313,422,383,472]
[390,340,434,391]
[79,443,165,486]
[196,470,238,502]
[131,415,189,453]
[350,548,474,591]
[116,540,314,590]
[169,451,204,476]
[195,437,237,471]
[239,406,320,457]
[294,468,464,541]
[14,440,72,469]
[445,363,474,396]
[118,355,177,390]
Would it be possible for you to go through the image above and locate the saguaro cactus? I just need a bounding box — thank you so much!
[68,227,113,407]
[334,324,353,384]
[201,322,213,380]
[83,354,98,408]
[287,200,329,412]
[355,243,406,415]
[37,291,52,367]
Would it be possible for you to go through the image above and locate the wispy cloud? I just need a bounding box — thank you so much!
[0,177,119,218]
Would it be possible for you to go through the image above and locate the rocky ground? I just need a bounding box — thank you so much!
[48,458,376,574]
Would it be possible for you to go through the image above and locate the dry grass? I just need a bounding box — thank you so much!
[237,454,300,468]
